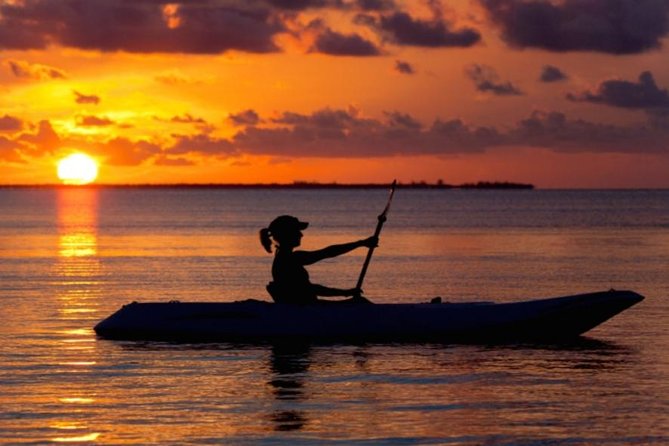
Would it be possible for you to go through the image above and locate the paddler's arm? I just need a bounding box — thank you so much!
[296,236,378,265]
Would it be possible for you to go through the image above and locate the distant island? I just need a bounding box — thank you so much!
[1,181,535,190]
[286,181,535,190]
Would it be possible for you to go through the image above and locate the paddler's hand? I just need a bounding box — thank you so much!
[359,236,378,248]
[346,287,364,297]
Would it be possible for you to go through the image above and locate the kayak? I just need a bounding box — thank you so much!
[94,290,643,343]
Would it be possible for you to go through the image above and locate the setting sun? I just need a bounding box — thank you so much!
[57,154,99,185]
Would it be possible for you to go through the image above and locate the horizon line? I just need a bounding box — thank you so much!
[1,182,668,190]
[0,180,537,190]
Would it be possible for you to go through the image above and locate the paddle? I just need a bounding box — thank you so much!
[354,180,397,300]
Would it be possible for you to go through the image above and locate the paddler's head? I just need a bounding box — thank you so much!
[260,215,309,253]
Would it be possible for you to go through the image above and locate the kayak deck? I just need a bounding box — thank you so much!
[94,290,644,343]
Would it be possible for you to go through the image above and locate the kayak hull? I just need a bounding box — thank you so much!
[94,290,643,343]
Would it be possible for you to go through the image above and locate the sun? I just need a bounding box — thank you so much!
[57,153,99,185]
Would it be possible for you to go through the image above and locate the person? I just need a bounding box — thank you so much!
[260,215,377,304]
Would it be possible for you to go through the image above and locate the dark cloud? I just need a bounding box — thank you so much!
[0,0,478,56]
[0,0,283,54]
[226,107,669,157]
[0,115,24,133]
[154,155,196,166]
[78,115,114,126]
[229,110,261,126]
[169,114,208,125]
[74,90,101,105]
[394,60,415,74]
[360,11,481,47]
[430,118,502,149]
[480,0,669,54]
[231,107,498,157]
[384,111,422,129]
[508,110,667,153]
[354,0,396,11]
[567,71,669,111]
[267,0,396,11]
[266,0,330,10]
[311,27,381,56]
[167,134,237,157]
[6,59,67,80]
[273,107,368,128]
[465,64,523,96]
[539,65,568,82]
[165,113,214,132]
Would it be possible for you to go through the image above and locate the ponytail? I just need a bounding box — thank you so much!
[259,228,273,253]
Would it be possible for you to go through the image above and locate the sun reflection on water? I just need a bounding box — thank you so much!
[51,187,103,443]
[59,232,97,258]
[57,188,98,258]
[52,432,101,443]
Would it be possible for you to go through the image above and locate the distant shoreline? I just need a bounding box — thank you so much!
[0,181,535,190]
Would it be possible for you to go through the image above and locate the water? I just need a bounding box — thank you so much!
[0,187,667,444]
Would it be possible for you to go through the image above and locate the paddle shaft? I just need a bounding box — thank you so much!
[355,181,396,295]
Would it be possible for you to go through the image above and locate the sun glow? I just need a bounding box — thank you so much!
[57,154,99,185]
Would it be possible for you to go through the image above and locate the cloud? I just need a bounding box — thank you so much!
[354,0,397,11]
[0,115,24,133]
[567,71,669,112]
[0,0,481,57]
[2,119,158,165]
[226,107,669,157]
[508,110,667,153]
[5,106,668,169]
[0,0,283,54]
[169,114,207,125]
[539,65,568,82]
[394,60,415,74]
[465,64,523,96]
[154,155,196,166]
[359,11,481,48]
[230,107,499,157]
[90,137,161,166]
[0,136,24,162]
[384,111,422,129]
[6,59,67,80]
[167,134,237,157]
[154,71,200,85]
[480,0,669,54]
[310,27,381,56]
[77,115,114,126]
[18,120,60,153]
[267,0,396,11]
[152,113,213,132]
[229,110,261,126]
[168,113,214,132]
[74,90,101,105]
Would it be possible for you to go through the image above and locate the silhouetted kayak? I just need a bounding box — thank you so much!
[94,290,643,343]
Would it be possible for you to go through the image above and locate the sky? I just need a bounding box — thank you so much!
[1,0,669,188]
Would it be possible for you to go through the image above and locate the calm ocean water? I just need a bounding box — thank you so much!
[0,187,667,445]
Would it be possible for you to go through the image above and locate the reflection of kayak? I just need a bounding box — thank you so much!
[94,290,643,343]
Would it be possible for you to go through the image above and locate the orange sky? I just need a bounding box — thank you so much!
[1,0,669,187]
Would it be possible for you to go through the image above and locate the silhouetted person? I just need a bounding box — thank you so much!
[260,215,377,304]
